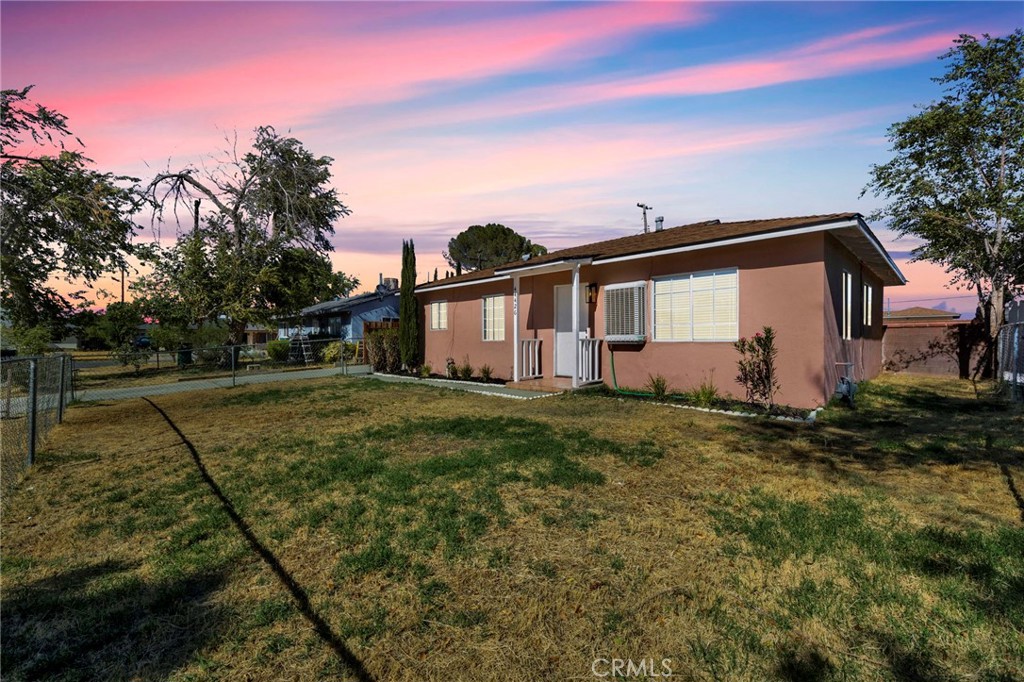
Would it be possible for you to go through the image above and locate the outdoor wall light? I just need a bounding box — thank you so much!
[585,283,598,304]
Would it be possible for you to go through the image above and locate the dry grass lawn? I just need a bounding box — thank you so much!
[1,373,1022,681]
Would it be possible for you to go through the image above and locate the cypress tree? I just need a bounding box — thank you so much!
[399,239,419,369]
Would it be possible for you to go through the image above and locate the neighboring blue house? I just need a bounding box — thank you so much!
[278,276,400,341]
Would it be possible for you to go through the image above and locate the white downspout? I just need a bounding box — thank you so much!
[513,275,520,382]
[571,264,580,389]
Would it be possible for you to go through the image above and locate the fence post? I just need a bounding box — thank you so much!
[27,358,38,467]
[57,355,67,423]
[231,345,237,387]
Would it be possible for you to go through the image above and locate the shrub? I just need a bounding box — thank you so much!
[479,364,493,382]
[367,328,400,373]
[420,364,432,378]
[691,371,720,408]
[446,357,457,379]
[644,373,670,400]
[322,341,343,364]
[735,326,780,409]
[266,339,290,362]
[7,326,52,355]
[458,358,474,381]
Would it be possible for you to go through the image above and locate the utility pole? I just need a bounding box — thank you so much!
[637,203,652,233]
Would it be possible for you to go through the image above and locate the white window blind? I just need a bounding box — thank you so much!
[482,295,504,341]
[430,301,448,330]
[841,271,853,340]
[862,284,873,327]
[604,283,646,342]
[653,269,738,342]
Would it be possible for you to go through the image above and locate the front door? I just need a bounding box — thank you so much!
[554,284,587,376]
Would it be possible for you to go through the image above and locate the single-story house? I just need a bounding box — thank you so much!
[882,308,982,378]
[416,213,906,408]
[278,276,399,341]
[883,306,961,322]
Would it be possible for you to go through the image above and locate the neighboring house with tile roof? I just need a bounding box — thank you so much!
[416,213,906,408]
[884,306,962,322]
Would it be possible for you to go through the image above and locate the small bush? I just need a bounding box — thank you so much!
[420,364,432,378]
[266,339,290,362]
[479,364,493,382]
[692,371,720,407]
[322,341,343,364]
[735,326,780,409]
[458,358,474,381]
[644,373,670,400]
[446,357,457,378]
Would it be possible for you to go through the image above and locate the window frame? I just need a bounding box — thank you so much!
[841,270,853,340]
[862,283,873,328]
[429,300,448,331]
[481,294,505,342]
[603,280,647,343]
[651,267,739,343]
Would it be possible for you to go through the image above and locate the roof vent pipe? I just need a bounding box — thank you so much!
[655,216,664,232]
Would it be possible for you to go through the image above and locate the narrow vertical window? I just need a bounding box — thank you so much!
[862,284,873,327]
[482,295,505,341]
[841,271,853,340]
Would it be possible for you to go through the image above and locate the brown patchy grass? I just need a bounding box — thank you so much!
[1,373,1022,681]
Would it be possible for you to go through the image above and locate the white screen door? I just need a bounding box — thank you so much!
[554,284,586,376]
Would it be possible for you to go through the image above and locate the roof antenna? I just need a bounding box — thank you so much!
[637,203,652,233]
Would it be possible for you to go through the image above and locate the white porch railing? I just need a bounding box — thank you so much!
[519,339,542,379]
[577,338,602,384]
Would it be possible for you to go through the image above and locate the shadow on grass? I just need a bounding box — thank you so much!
[143,397,375,682]
[0,559,229,680]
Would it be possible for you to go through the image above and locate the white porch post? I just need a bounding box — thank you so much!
[571,264,580,389]
[512,275,520,382]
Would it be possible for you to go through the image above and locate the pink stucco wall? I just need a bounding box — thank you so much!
[418,231,889,408]
[822,233,885,399]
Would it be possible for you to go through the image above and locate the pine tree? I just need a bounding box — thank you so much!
[399,240,419,369]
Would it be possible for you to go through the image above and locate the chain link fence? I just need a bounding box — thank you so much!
[73,338,367,402]
[1,355,72,506]
[997,322,1023,402]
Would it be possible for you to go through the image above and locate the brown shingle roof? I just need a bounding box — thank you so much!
[884,306,961,320]
[418,213,859,290]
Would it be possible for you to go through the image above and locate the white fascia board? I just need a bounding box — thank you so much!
[854,216,908,284]
[593,220,859,265]
[494,257,593,276]
[414,274,511,293]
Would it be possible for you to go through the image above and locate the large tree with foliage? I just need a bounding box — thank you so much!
[1,86,144,333]
[399,239,418,369]
[443,223,547,274]
[143,126,353,343]
[864,31,1023,366]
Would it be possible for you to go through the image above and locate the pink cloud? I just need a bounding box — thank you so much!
[7,3,704,168]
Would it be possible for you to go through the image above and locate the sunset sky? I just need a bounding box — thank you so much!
[3,1,1020,316]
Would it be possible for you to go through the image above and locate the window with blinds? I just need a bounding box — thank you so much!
[430,300,448,330]
[652,269,738,342]
[604,282,646,342]
[482,295,504,341]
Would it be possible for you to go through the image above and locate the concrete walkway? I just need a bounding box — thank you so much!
[75,365,372,403]
[370,373,560,399]
[73,366,559,403]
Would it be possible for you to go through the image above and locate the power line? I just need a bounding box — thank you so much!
[888,294,977,305]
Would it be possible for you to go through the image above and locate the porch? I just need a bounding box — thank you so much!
[509,259,603,389]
